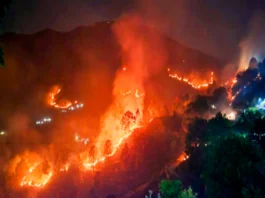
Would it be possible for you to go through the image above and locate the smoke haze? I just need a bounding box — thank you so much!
[3,0,265,60]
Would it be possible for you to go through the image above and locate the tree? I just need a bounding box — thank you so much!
[212,87,228,105]
[104,140,113,156]
[121,111,136,131]
[185,118,208,155]
[205,112,233,142]
[253,118,265,141]
[180,187,197,198]
[186,95,210,116]
[159,180,182,198]
[203,135,265,198]
[159,180,197,198]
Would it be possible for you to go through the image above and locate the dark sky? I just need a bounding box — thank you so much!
[2,0,265,60]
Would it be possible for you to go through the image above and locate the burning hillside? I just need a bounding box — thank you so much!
[0,14,194,197]
[0,12,231,198]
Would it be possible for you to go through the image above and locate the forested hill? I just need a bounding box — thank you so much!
[0,21,222,122]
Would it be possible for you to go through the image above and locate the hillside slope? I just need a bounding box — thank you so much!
[0,21,222,123]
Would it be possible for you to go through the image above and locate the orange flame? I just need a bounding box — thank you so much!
[6,151,54,188]
[81,123,140,170]
[168,69,214,89]
[47,85,72,109]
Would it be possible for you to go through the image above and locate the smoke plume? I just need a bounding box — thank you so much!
[96,13,167,155]
[238,13,265,72]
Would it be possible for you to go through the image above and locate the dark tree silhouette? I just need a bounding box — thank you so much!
[185,118,208,155]
[212,87,229,105]
[186,95,210,116]
[121,111,136,130]
[254,118,265,141]
[203,135,265,198]
[104,140,113,156]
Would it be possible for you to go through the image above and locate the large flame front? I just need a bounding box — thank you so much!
[6,150,53,188]
[168,68,214,89]
[7,15,154,189]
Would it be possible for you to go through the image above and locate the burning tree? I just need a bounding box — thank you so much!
[121,111,137,131]
[104,140,113,156]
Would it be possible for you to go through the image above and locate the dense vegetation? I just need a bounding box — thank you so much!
[156,58,265,197]
[158,105,265,198]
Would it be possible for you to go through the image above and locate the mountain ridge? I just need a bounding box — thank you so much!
[0,21,222,124]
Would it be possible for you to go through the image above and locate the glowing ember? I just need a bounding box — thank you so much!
[168,70,214,89]
[176,152,189,163]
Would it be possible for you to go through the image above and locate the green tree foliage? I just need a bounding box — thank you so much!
[160,180,182,198]
[159,180,197,198]
[180,187,197,198]
[205,112,233,142]
[186,113,234,155]
[203,135,265,198]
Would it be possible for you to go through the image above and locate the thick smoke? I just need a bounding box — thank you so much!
[238,13,265,72]
[96,13,167,155]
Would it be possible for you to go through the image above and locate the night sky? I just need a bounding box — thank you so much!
[2,0,265,60]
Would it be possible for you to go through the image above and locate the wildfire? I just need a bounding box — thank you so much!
[135,89,144,98]
[9,15,166,191]
[168,70,214,89]
[227,112,236,120]
[6,151,54,188]
[47,85,72,109]
[81,124,138,170]
[59,163,69,172]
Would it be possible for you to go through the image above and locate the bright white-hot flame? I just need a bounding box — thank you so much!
[135,89,144,98]
[227,112,236,120]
